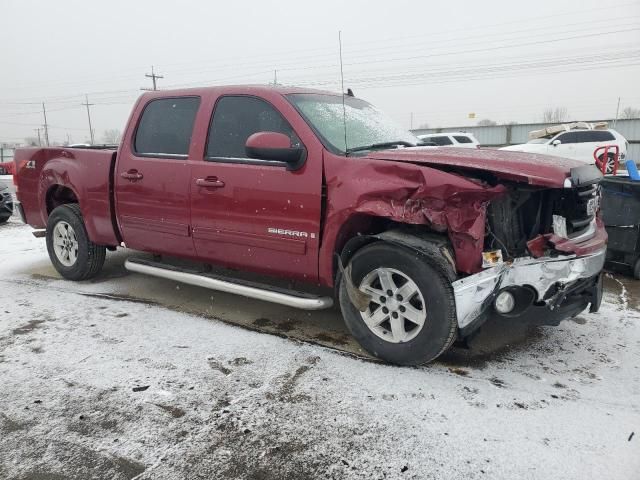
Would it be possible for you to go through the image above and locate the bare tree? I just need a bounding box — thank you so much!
[418,122,430,129]
[620,107,640,119]
[102,129,122,144]
[542,107,568,124]
[477,119,497,126]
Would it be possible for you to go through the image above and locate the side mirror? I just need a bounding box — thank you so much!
[552,139,562,146]
[245,132,305,168]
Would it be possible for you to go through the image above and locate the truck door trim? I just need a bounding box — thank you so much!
[192,227,306,255]
[120,215,190,237]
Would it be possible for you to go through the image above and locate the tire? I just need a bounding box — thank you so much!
[0,214,10,224]
[633,258,640,280]
[339,242,457,365]
[46,204,106,281]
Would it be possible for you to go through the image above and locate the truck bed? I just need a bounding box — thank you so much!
[14,147,119,246]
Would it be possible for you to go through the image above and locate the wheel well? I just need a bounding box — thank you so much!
[333,215,456,283]
[46,185,78,216]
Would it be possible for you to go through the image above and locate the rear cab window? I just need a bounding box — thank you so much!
[206,95,301,164]
[134,97,200,158]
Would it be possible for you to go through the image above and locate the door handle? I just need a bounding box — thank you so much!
[196,177,225,188]
[121,169,143,180]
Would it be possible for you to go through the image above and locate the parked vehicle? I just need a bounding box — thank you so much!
[0,184,13,223]
[417,132,479,148]
[500,124,627,174]
[0,161,15,176]
[13,86,606,365]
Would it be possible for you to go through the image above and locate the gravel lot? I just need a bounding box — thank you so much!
[0,211,639,480]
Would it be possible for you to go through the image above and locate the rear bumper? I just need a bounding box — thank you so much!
[453,247,606,335]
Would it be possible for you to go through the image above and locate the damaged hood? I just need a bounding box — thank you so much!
[367,147,585,187]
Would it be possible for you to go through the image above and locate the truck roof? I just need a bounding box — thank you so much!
[138,85,341,101]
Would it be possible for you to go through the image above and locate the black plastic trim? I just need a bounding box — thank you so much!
[569,164,603,187]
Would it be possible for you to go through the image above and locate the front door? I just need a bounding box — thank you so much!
[189,94,323,282]
[553,131,580,160]
[115,96,200,257]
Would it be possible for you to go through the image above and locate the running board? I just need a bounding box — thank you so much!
[124,258,333,310]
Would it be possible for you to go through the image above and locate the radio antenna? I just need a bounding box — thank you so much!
[339,31,348,153]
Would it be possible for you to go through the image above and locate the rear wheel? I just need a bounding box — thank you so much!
[633,257,640,280]
[46,204,106,280]
[339,242,457,365]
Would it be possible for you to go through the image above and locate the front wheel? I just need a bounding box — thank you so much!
[46,204,106,281]
[339,242,457,365]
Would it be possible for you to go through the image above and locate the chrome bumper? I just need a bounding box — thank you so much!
[452,248,606,329]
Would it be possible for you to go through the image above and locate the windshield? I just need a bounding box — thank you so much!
[526,138,549,144]
[287,93,419,154]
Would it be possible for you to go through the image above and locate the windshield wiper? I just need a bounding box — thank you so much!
[346,140,415,155]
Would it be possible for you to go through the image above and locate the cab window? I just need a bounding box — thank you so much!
[134,97,200,157]
[206,96,300,160]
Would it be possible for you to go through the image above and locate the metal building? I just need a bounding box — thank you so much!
[412,118,640,162]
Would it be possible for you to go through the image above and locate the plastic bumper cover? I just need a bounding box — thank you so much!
[452,248,606,331]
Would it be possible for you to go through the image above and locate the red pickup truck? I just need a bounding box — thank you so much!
[13,86,606,365]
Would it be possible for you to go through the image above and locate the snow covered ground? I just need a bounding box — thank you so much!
[0,214,639,480]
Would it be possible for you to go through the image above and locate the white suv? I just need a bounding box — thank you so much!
[501,128,628,173]
[418,132,479,148]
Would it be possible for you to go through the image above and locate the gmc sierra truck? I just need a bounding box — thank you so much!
[13,86,606,365]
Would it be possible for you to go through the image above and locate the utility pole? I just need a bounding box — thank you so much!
[273,69,278,86]
[410,112,414,130]
[42,102,50,146]
[34,128,42,147]
[144,65,163,91]
[613,96,621,127]
[81,94,95,145]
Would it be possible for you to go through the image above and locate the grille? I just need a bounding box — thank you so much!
[554,184,598,238]
[486,182,600,258]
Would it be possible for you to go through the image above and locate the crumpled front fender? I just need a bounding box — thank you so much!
[318,154,506,285]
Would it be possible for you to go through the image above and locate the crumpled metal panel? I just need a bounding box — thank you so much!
[319,155,506,282]
[452,248,606,328]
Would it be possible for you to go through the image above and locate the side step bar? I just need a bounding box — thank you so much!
[124,258,334,311]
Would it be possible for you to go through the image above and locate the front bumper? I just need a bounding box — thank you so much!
[453,248,606,334]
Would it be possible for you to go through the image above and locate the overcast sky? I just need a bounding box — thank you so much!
[1,0,639,145]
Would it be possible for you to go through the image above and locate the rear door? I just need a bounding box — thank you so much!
[189,94,324,282]
[115,96,200,257]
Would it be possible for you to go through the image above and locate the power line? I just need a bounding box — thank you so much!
[1,13,638,102]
